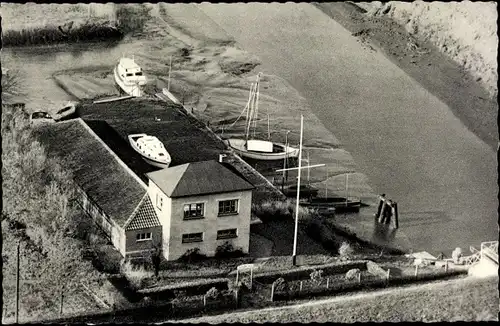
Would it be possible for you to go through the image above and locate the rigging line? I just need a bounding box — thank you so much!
[228,82,254,130]
[246,83,257,140]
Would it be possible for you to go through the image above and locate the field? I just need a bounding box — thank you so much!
[179,276,499,322]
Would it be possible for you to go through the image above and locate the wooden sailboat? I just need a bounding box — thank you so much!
[226,73,299,161]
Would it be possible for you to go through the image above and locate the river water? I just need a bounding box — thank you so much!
[197,3,498,254]
[3,3,497,255]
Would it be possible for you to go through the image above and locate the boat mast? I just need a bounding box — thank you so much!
[245,83,256,142]
[292,115,304,266]
[253,73,260,138]
[325,168,328,198]
[167,55,172,91]
[345,173,349,205]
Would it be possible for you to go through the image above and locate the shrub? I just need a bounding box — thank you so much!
[310,269,324,284]
[215,241,244,259]
[339,242,355,259]
[272,277,289,293]
[115,4,151,35]
[252,199,316,222]
[205,287,220,300]
[121,260,153,289]
[345,268,361,280]
[178,248,207,263]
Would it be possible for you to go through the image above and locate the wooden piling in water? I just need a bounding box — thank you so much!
[378,200,387,223]
[384,200,393,225]
[393,202,399,229]
[375,194,385,221]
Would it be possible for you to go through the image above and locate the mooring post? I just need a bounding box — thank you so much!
[393,202,399,229]
[381,200,391,224]
[375,194,386,221]
[378,199,387,223]
[385,200,393,225]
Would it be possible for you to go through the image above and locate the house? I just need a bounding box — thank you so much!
[146,160,254,260]
[34,118,254,260]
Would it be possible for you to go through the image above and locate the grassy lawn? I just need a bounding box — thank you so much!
[178,276,499,322]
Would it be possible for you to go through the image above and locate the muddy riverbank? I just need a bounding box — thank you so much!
[197,3,498,255]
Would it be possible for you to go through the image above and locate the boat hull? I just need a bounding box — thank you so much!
[300,198,361,213]
[114,66,145,97]
[227,138,299,161]
[128,134,171,169]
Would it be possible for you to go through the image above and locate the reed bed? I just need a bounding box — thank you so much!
[2,23,123,47]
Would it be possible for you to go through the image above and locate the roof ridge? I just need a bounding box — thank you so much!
[77,119,148,190]
[123,192,149,229]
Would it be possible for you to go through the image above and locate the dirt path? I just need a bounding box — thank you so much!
[175,276,498,323]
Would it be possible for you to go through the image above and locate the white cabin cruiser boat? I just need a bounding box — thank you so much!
[128,134,171,168]
[114,56,147,97]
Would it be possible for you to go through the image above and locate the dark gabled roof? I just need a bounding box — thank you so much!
[146,160,255,198]
[125,194,161,231]
[34,118,148,227]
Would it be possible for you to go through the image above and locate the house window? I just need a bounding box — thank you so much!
[136,232,152,242]
[217,229,238,240]
[182,232,203,243]
[183,203,204,219]
[218,199,238,216]
[156,193,163,211]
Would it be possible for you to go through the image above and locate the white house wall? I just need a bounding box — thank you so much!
[167,190,252,260]
[147,181,172,258]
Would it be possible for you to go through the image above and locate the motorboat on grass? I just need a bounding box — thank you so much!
[128,134,171,169]
[114,56,147,97]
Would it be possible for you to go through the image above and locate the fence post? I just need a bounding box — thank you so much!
[299,281,303,294]
[270,283,275,302]
[250,267,253,291]
[414,265,419,277]
[386,269,390,281]
[326,277,330,289]
[203,295,206,308]
[357,272,361,284]
[236,270,239,285]
[59,288,64,316]
[445,261,448,272]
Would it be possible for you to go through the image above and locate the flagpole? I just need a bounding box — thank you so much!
[292,115,304,266]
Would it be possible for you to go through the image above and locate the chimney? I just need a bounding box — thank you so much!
[219,154,227,163]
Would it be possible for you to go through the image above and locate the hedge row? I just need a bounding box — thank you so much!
[138,278,229,298]
[253,261,368,284]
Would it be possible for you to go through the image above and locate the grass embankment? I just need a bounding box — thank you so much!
[0,3,151,46]
[180,276,499,322]
[1,97,109,322]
